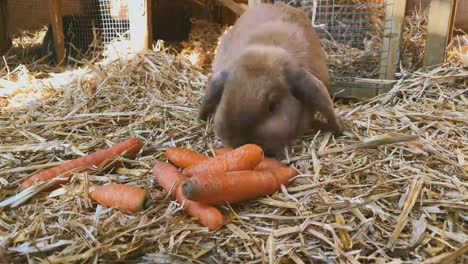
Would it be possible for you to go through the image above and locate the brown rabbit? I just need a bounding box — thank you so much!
[198,2,344,156]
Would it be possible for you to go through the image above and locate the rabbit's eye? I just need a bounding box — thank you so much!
[268,100,277,113]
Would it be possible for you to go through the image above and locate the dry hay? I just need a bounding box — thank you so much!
[446,34,468,67]
[322,36,383,82]
[287,0,387,80]
[179,19,230,71]
[1,41,467,264]
[1,5,468,264]
[0,27,52,72]
[400,5,468,71]
[400,6,429,72]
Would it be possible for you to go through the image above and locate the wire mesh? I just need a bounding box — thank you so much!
[57,0,103,59]
[96,0,130,45]
[42,0,131,61]
[271,0,394,83]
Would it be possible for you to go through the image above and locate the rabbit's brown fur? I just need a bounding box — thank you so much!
[199,2,344,156]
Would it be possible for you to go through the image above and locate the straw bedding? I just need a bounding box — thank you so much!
[0,15,467,264]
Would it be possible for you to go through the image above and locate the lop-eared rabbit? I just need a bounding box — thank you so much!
[199,2,344,156]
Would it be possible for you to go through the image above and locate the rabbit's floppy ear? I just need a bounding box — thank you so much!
[198,71,229,121]
[285,66,344,135]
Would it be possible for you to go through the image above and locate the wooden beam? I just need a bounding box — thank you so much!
[128,0,151,52]
[190,0,205,7]
[378,0,407,95]
[248,0,266,8]
[48,0,65,65]
[0,0,11,52]
[218,0,247,16]
[423,0,458,66]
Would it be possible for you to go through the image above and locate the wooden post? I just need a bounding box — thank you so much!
[146,0,152,49]
[423,0,458,66]
[128,0,152,52]
[378,0,407,94]
[0,0,11,52]
[48,0,65,65]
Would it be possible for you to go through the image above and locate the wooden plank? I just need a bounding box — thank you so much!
[377,0,407,96]
[423,0,458,66]
[454,0,468,33]
[0,0,11,52]
[447,0,458,43]
[8,0,83,33]
[48,0,65,65]
[218,0,247,16]
[128,0,151,52]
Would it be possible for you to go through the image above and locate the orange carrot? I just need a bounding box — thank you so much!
[167,146,284,171]
[152,162,224,231]
[181,166,298,205]
[89,184,150,213]
[21,138,144,191]
[182,144,264,178]
[166,147,209,168]
[253,158,284,171]
[215,147,284,170]
[213,147,233,156]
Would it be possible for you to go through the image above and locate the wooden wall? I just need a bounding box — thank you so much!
[8,0,84,33]
[0,0,10,51]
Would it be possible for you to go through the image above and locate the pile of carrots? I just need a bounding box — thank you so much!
[20,137,151,214]
[153,144,298,230]
[18,137,298,231]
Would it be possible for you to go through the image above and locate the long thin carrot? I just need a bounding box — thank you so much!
[214,147,284,171]
[21,138,144,191]
[166,147,209,168]
[152,162,224,231]
[170,146,284,171]
[213,147,232,156]
[89,184,150,213]
[253,158,284,171]
[181,166,298,205]
[181,144,264,178]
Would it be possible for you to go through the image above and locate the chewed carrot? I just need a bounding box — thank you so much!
[21,138,144,191]
[181,166,298,205]
[89,184,150,213]
[152,162,224,231]
[166,147,209,168]
[182,144,264,178]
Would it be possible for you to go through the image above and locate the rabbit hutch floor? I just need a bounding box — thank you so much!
[0,13,467,263]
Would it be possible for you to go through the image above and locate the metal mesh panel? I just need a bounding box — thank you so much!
[97,0,130,45]
[60,0,103,59]
[271,0,393,83]
[43,0,130,61]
